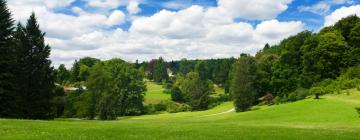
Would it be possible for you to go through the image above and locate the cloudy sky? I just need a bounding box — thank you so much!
[7,0,360,67]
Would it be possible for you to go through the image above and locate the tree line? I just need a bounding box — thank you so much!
[1,0,360,120]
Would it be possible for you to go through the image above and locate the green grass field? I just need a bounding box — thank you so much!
[144,81,170,104]
[1,89,360,140]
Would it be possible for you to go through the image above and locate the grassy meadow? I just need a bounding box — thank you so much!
[1,88,360,140]
[144,81,171,104]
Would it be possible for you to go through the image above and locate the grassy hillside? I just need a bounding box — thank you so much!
[144,81,170,104]
[1,89,360,140]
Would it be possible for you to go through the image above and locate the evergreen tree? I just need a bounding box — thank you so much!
[15,13,55,119]
[70,60,80,82]
[195,61,210,81]
[0,0,16,117]
[230,54,257,112]
[152,57,168,83]
[180,72,211,110]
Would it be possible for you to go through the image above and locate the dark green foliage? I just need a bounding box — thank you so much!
[179,59,195,74]
[195,61,210,80]
[333,15,360,40]
[15,13,55,119]
[171,86,184,102]
[70,57,100,82]
[70,60,80,82]
[152,57,168,83]
[63,89,83,118]
[53,86,65,117]
[356,107,360,117]
[180,72,212,110]
[0,0,16,118]
[255,54,278,97]
[83,59,146,120]
[230,54,257,112]
[272,31,312,96]
[349,22,360,64]
[55,64,70,84]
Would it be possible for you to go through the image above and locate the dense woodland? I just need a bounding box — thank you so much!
[1,0,360,120]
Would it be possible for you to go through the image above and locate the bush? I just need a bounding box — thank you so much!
[309,87,325,99]
[273,96,287,105]
[356,107,360,117]
[264,93,274,105]
[287,92,297,102]
[144,101,190,114]
[170,86,184,102]
[166,102,191,113]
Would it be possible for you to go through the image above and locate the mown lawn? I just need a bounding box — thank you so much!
[1,90,360,140]
[144,81,170,104]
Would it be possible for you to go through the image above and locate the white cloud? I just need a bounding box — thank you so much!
[217,0,293,20]
[298,0,356,15]
[324,5,360,26]
[162,0,192,10]
[127,0,141,14]
[107,10,126,25]
[8,0,304,68]
[298,2,331,15]
[84,0,128,9]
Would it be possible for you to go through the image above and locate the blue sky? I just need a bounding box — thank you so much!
[6,0,360,67]
[54,0,358,31]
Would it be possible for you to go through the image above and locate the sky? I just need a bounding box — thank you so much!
[6,0,360,67]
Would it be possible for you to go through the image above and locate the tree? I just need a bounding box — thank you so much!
[333,15,360,41]
[230,54,257,112]
[83,59,146,120]
[78,57,100,67]
[349,22,360,65]
[56,64,70,84]
[79,64,90,81]
[152,57,168,83]
[171,86,184,102]
[180,72,211,110]
[70,60,80,82]
[195,61,210,80]
[179,59,195,75]
[15,13,55,119]
[271,31,312,96]
[0,0,16,117]
[83,63,110,119]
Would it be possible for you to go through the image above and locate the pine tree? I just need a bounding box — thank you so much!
[0,0,16,117]
[230,54,257,112]
[15,13,55,119]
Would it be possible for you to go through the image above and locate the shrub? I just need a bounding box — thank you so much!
[170,86,184,102]
[310,87,325,99]
[287,92,297,102]
[263,92,274,105]
[273,96,287,105]
[165,101,191,113]
[356,107,360,117]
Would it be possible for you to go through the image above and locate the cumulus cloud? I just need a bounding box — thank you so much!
[8,0,304,67]
[216,0,293,20]
[107,10,126,25]
[127,0,141,14]
[298,0,356,15]
[324,5,360,26]
[298,2,331,15]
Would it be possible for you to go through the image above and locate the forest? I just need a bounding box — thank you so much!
[1,0,360,121]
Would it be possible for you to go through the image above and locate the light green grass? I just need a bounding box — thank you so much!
[1,90,360,140]
[144,81,170,104]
